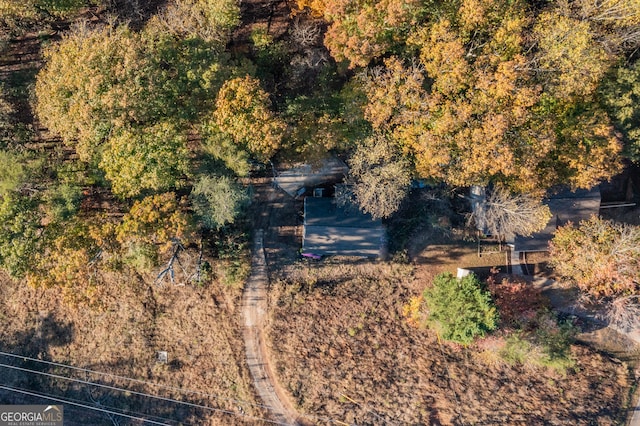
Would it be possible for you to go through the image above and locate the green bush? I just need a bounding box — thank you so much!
[423,273,498,345]
[500,333,533,365]
[123,242,158,273]
[0,193,42,278]
[44,183,82,222]
[0,150,25,195]
[534,312,577,373]
[497,311,577,374]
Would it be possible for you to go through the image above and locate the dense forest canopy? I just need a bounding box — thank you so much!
[0,0,638,284]
[284,0,640,217]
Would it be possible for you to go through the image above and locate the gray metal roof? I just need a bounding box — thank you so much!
[303,197,385,257]
[513,186,601,252]
[274,158,348,197]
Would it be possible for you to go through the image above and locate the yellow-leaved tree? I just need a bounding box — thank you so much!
[203,75,285,175]
[99,123,191,198]
[356,0,622,199]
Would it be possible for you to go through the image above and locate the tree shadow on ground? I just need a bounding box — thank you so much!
[0,313,75,405]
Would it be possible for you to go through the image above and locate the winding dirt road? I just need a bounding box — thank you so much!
[242,229,301,425]
[242,178,310,425]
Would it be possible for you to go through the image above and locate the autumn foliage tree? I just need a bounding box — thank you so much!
[550,217,640,298]
[36,24,228,162]
[295,0,425,68]
[533,10,613,101]
[203,76,285,175]
[354,0,623,197]
[568,0,640,54]
[99,123,191,198]
[0,0,92,28]
[36,24,149,159]
[116,193,194,252]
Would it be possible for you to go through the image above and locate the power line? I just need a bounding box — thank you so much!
[0,384,171,426]
[0,361,291,426]
[0,350,339,425]
[0,350,269,410]
[16,383,188,426]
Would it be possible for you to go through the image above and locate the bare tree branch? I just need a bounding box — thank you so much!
[470,186,551,240]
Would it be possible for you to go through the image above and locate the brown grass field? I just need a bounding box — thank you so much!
[266,258,634,425]
[0,253,266,425]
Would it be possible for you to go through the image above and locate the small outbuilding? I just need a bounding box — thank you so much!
[302,197,385,257]
[513,186,601,252]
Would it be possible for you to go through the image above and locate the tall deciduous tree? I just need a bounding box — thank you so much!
[355,0,623,195]
[572,0,640,53]
[295,0,424,68]
[36,24,226,163]
[347,133,410,219]
[203,76,285,175]
[601,60,640,161]
[0,150,26,195]
[0,0,90,23]
[190,175,250,230]
[116,192,194,253]
[0,193,42,278]
[36,24,145,160]
[550,217,640,298]
[152,0,240,47]
[99,123,191,198]
[470,186,552,240]
[533,11,612,101]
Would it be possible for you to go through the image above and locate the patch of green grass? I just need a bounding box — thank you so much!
[500,333,533,365]
[497,312,578,375]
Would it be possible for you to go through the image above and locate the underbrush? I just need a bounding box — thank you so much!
[0,255,260,425]
[482,274,579,375]
[267,260,632,425]
[480,322,577,375]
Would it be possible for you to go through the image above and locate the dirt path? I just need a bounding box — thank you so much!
[242,226,305,425]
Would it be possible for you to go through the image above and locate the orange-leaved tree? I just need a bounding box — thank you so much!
[355,0,623,196]
[295,0,424,68]
[550,216,640,298]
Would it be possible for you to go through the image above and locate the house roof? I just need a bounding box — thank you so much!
[513,186,601,252]
[274,157,348,197]
[303,197,385,257]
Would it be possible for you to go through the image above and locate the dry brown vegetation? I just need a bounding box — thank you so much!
[0,255,265,425]
[266,259,633,425]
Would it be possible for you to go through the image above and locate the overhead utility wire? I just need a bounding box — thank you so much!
[0,350,339,425]
[0,350,270,411]
[0,362,292,426]
[0,384,171,426]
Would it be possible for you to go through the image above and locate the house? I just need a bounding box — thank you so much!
[513,186,601,252]
[274,157,348,198]
[302,197,385,257]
